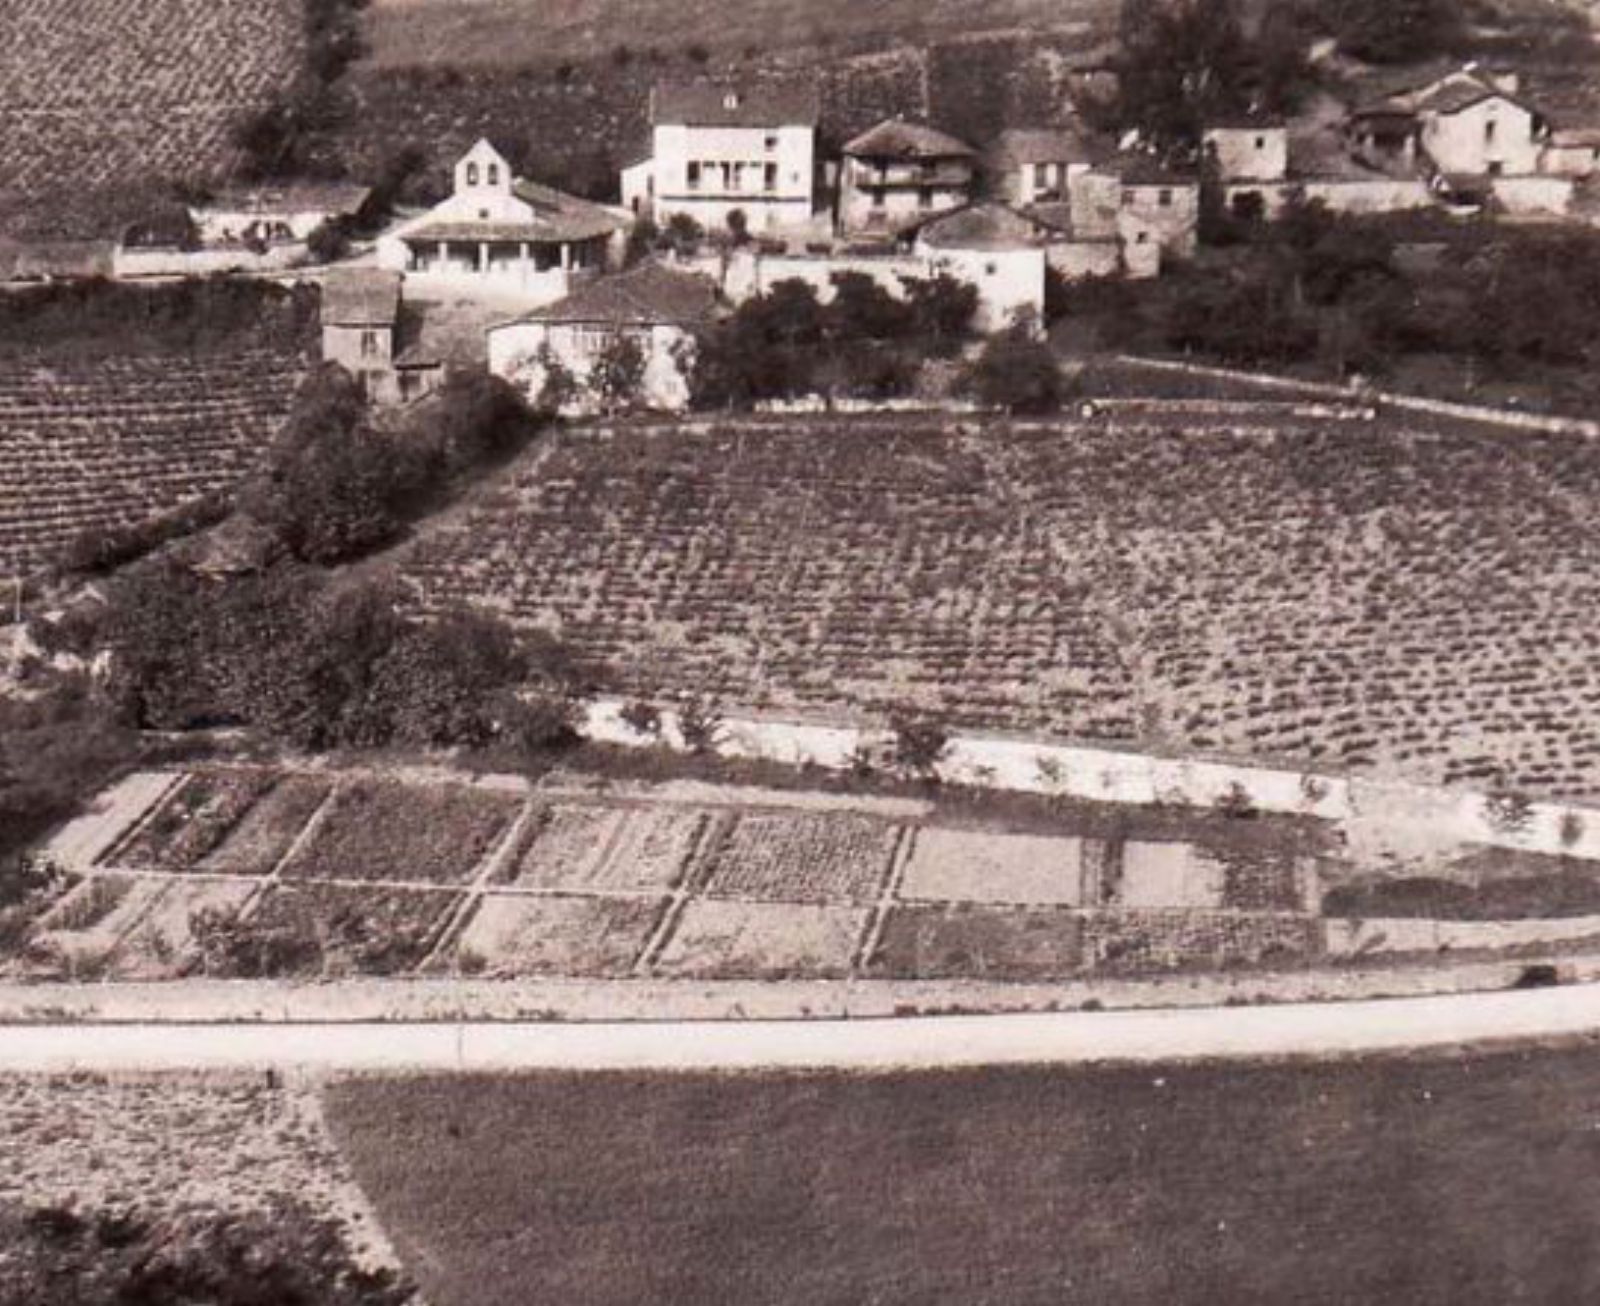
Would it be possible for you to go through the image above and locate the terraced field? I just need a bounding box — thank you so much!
[400,412,1600,799]
[0,0,303,237]
[32,762,1600,985]
[0,351,304,576]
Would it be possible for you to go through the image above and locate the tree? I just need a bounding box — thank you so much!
[1115,0,1252,152]
[725,208,751,246]
[305,217,350,263]
[1325,0,1460,64]
[962,329,1066,413]
[826,271,914,342]
[662,213,705,256]
[588,330,649,413]
[900,273,979,352]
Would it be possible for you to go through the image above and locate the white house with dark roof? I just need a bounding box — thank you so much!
[621,82,820,235]
[377,140,628,306]
[487,261,721,412]
[912,203,1050,334]
[1350,66,1550,178]
[190,180,371,248]
[837,118,977,235]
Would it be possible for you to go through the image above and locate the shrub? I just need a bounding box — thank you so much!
[890,711,950,779]
[1560,810,1586,850]
[306,218,350,263]
[620,700,663,737]
[677,695,724,753]
[1213,780,1258,819]
[900,272,978,350]
[588,331,649,413]
[961,330,1065,413]
[1484,790,1535,836]
[827,271,914,342]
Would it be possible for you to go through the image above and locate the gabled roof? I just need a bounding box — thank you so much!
[498,262,720,329]
[915,203,1054,252]
[404,183,625,246]
[842,118,975,160]
[989,126,1100,167]
[322,269,401,327]
[1112,153,1198,187]
[199,181,371,217]
[651,81,820,128]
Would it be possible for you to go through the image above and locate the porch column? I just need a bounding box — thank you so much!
[561,243,572,272]
[478,242,488,273]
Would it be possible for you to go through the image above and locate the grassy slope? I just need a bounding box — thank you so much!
[328,1044,1600,1306]
[362,0,1116,68]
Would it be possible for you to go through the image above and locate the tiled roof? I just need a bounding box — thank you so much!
[506,262,721,328]
[843,119,976,160]
[915,203,1053,251]
[989,127,1101,167]
[321,269,401,327]
[651,81,821,128]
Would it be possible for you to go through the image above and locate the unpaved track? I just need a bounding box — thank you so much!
[5,984,1600,1073]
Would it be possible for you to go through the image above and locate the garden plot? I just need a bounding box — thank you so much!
[1082,909,1318,975]
[448,894,663,977]
[653,899,868,978]
[199,774,332,875]
[24,875,164,975]
[868,904,1083,980]
[502,804,703,892]
[281,780,521,884]
[108,878,259,980]
[247,884,463,977]
[898,828,1084,905]
[113,769,277,870]
[41,770,178,870]
[701,813,900,904]
[1117,842,1227,910]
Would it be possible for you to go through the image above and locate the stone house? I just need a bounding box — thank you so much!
[1350,66,1550,178]
[487,262,720,413]
[837,118,977,236]
[987,127,1099,206]
[377,140,628,307]
[621,82,820,235]
[1111,158,1200,260]
[321,269,405,400]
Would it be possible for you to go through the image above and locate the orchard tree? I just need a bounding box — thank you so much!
[588,329,649,412]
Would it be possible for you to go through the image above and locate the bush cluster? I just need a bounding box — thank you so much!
[686,272,977,408]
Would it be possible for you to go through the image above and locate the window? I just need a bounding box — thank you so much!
[1158,188,1173,207]
[1034,162,1050,191]
[1122,188,1136,206]
[919,187,933,209]
[871,188,885,208]
[466,162,480,185]
[1487,160,1504,176]
[764,162,777,191]
[687,161,701,190]
[478,209,489,220]
[984,261,997,276]
[360,330,380,358]
[1485,119,1498,143]
[1255,135,1266,150]
[765,134,779,151]
[488,163,500,184]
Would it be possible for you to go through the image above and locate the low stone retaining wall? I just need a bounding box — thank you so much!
[583,699,1600,864]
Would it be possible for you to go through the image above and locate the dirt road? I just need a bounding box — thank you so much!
[3,982,1599,1073]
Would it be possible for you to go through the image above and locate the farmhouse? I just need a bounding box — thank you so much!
[487,262,719,413]
[621,81,821,235]
[1111,158,1200,259]
[913,204,1049,334]
[987,127,1099,206]
[1203,121,1290,184]
[378,140,627,306]
[837,118,977,236]
[1350,66,1549,178]
[321,269,407,401]
[189,180,371,247]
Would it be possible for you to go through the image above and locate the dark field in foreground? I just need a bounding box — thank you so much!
[327,1044,1600,1306]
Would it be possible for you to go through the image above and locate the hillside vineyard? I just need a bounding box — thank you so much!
[402,413,1600,799]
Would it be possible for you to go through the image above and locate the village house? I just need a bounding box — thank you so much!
[487,262,720,413]
[988,127,1099,206]
[836,118,977,236]
[1350,66,1549,178]
[912,204,1050,334]
[189,180,371,247]
[1111,158,1200,259]
[321,268,404,400]
[621,82,820,235]
[378,140,628,306]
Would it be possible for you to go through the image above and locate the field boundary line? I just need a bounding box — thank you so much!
[239,780,346,923]
[95,772,192,870]
[419,798,543,974]
[855,825,917,974]
[633,812,723,976]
